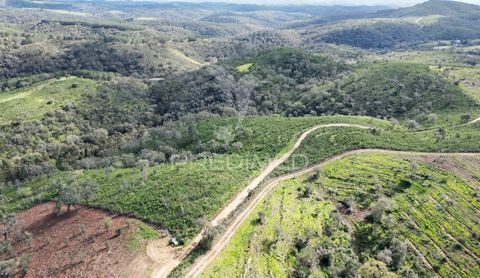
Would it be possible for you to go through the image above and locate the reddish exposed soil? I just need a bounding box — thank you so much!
[0,202,151,278]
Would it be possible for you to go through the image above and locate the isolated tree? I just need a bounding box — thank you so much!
[257,211,267,225]
[437,128,447,141]
[390,238,408,269]
[368,197,393,223]
[400,267,418,278]
[104,240,111,253]
[61,184,79,212]
[357,259,396,278]
[79,223,86,235]
[0,259,16,277]
[198,218,215,251]
[103,217,112,234]
[461,113,472,124]
[427,113,438,126]
[79,180,98,205]
[137,159,150,181]
[370,128,381,136]
[23,231,33,249]
[301,183,312,198]
[406,120,419,130]
[376,249,393,266]
[1,214,16,241]
[51,179,80,213]
[64,236,70,247]
[0,241,15,258]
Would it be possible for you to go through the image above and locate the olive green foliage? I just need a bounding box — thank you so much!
[318,63,478,119]
[151,48,348,118]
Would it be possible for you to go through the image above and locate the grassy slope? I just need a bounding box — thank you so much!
[431,66,480,103]
[204,153,480,277]
[276,122,480,175]
[0,77,96,124]
[369,50,473,68]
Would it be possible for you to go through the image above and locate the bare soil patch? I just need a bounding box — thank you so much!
[0,202,153,278]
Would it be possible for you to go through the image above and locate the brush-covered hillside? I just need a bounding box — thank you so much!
[1,0,480,277]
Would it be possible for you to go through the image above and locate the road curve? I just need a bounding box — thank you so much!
[150,123,371,278]
[185,149,480,277]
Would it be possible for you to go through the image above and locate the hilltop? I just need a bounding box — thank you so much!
[378,0,480,17]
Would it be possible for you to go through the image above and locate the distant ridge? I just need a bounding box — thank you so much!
[6,0,389,16]
[376,0,480,17]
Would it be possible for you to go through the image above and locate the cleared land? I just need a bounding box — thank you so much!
[236,63,253,73]
[431,66,480,103]
[201,152,480,278]
[0,202,160,278]
[0,77,96,124]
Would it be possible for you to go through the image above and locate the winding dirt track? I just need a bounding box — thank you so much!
[149,123,371,278]
[151,118,480,278]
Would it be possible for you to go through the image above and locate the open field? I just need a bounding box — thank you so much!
[235,63,253,73]
[202,152,480,277]
[0,77,96,124]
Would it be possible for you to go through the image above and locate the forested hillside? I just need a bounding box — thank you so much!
[302,0,480,49]
[1,1,480,277]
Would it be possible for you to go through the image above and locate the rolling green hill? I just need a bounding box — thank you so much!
[152,49,480,124]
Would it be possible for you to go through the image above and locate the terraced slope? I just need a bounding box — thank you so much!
[202,152,480,277]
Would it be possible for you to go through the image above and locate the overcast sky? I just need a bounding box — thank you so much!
[147,0,480,7]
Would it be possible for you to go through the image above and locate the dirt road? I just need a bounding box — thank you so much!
[148,123,371,278]
[465,116,480,125]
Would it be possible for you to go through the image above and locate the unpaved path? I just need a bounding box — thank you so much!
[149,121,480,278]
[185,150,480,277]
[465,116,480,125]
[415,17,425,28]
[148,123,371,278]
